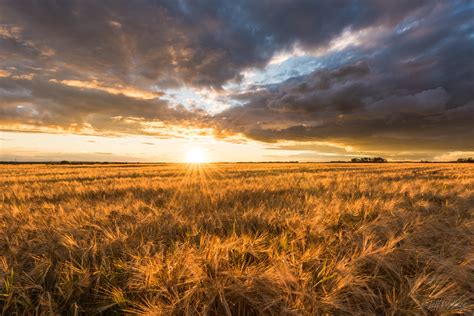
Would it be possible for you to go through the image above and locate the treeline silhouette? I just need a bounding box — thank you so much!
[456,157,473,163]
[351,157,387,163]
[0,161,133,165]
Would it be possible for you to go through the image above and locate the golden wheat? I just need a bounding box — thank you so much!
[1,163,473,315]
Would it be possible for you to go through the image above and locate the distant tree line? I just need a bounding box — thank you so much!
[456,157,473,163]
[0,161,136,165]
[351,157,387,163]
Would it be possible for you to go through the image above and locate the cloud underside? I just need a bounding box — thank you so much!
[0,0,473,157]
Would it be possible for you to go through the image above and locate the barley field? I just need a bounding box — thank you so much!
[1,163,473,315]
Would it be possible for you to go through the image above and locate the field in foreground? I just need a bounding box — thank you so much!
[1,163,473,315]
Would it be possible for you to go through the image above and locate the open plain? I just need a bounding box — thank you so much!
[1,163,473,314]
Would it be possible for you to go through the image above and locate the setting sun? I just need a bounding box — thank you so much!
[185,147,208,163]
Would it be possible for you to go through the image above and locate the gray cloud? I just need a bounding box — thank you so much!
[0,0,431,88]
[217,59,473,151]
[215,1,474,153]
[0,0,473,156]
[0,77,206,133]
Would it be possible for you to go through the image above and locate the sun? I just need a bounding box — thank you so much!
[185,147,208,163]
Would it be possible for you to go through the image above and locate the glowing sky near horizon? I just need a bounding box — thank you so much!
[1,1,473,161]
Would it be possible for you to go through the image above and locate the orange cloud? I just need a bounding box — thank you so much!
[0,69,10,77]
[49,79,162,100]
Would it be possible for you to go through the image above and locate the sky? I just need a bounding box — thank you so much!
[1,0,473,162]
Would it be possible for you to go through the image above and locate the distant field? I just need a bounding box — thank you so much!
[1,163,473,314]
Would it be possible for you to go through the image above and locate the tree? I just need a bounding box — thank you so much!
[351,157,387,163]
[456,157,473,163]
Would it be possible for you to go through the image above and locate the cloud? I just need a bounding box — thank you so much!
[0,76,206,135]
[433,151,474,162]
[0,0,473,158]
[214,1,474,153]
[216,57,473,151]
[49,79,163,100]
[0,0,431,88]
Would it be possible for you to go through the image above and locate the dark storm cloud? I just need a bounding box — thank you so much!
[218,64,474,151]
[216,1,474,153]
[0,0,473,156]
[0,0,429,88]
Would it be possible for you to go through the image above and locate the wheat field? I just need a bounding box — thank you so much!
[1,163,473,315]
